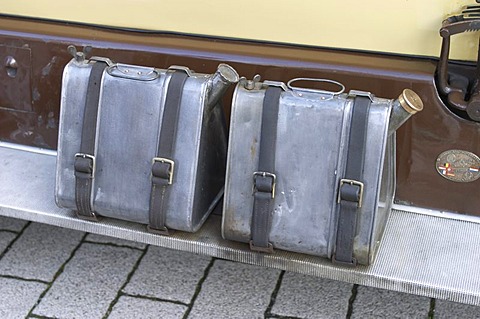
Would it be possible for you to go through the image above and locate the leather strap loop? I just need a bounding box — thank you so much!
[148,71,188,234]
[333,96,371,266]
[250,87,282,252]
[74,61,107,220]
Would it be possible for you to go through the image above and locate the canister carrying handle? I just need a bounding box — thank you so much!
[107,63,160,81]
[287,78,345,96]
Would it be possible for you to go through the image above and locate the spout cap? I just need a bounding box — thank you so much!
[217,64,240,84]
[398,89,423,114]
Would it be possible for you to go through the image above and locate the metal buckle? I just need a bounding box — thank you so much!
[249,240,274,253]
[152,157,175,185]
[74,153,95,178]
[253,171,276,199]
[337,179,364,208]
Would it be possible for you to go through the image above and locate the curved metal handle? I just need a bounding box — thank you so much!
[287,78,345,96]
[437,6,480,121]
[107,63,160,81]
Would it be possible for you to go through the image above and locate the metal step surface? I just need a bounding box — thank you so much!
[0,143,479,305]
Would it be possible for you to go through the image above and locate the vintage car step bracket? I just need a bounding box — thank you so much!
[0,143,479,306]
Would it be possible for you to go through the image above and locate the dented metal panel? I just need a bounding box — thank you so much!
[0,45,32,112]
[222,80,394,264]
[55,58,232,232]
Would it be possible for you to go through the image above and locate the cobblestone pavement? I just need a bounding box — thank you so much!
[0,216,479,319]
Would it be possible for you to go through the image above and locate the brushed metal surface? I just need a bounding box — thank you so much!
[0,146,479,305]
[56,58,229,232]
[223,82,394,264]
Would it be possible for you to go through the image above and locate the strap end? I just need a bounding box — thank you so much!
[249,240,274,253]
[332,254,357,267]
[147,225,173,236]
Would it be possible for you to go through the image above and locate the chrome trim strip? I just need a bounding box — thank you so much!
[0,141,57,156]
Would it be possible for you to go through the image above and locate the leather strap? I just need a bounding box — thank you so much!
[148,71,188,234]
[250,87,282,252]
[74,61,107,220]
[333,96,371,265]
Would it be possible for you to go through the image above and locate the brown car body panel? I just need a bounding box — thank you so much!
[0,16,478,216]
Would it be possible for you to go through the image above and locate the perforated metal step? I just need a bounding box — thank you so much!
[0,143,479,305]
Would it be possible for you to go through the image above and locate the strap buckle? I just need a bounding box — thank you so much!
[152,157,175,185]
[74,153,95,178]
[338,179,364,208]
[253,171,276,199]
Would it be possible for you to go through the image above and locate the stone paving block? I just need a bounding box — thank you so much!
[0,277,46,319]
[33,243,142,319]
[0,231,16,256]
[271,272,352,318]
[434,299,480,318]
[124,246,211,304]
[351,286,430,318]
[85,233,147,249]
[0,216,27,232]
[0,223,84,282]
[188,260,281,319]
[109,295,187,319]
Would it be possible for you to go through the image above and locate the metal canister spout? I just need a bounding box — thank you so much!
[388,89,424,135]
[207,64,240,107]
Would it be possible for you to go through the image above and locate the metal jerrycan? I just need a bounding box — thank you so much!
[222,76,423,265]
[56,48,239,234]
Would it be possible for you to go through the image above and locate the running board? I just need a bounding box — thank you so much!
[0,143,479,305]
